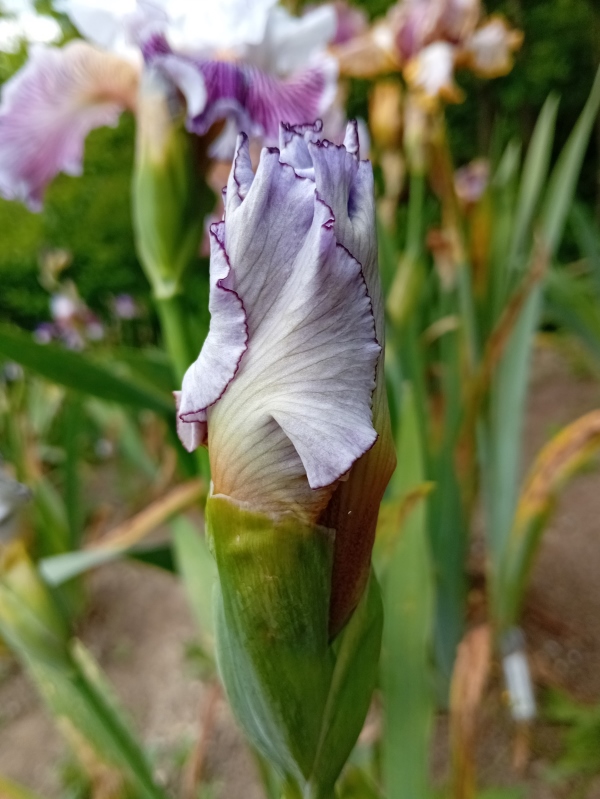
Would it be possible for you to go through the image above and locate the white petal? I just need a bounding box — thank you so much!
[161,0,277,53]
[55,0,138,52]
[179,221,248,425]
[244,4,337,77]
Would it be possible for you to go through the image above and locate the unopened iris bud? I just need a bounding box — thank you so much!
[176,120,395,793]
[133,66,211,300]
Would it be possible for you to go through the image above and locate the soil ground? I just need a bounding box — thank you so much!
[2,343,600,798]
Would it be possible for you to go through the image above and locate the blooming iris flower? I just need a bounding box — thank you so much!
[0,0,339,209]
[333,0,522,105]
[177,120,395,633]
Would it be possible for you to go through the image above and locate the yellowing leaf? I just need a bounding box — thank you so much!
[497,410,600,631]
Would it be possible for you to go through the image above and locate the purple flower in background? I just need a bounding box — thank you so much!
[454,157,489,207]
[45,289,105,348]
[112,293,140,320]
[34,322,57,345]
[0,0,340,209]
[0,41,138,210]
[176,120,395,630]
[330,0,368,45]
[333,0,522,105]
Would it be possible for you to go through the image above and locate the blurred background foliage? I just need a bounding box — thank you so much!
[0,0,600,796]
[1,0,598,331]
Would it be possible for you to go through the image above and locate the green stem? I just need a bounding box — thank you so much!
[154,294,210,481]
[457,259,479,371]
[282,778,303,799]
[396,168,429,464]
[406,170,425,259]
[64,391,83,550]
[154,294,194,383]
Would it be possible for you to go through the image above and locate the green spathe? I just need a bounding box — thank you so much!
[207,495,383,798]
[132,68,213,301]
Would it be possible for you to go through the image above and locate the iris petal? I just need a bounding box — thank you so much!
[0,41,138,209]
[179,124,382,521]
[147,47,338,151]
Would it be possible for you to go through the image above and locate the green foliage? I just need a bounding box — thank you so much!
[545,690,600,778]
[0,544,168,799]
[0,325,173,416]
[378,385,435,799]
[0,114,149,329]
[172,515,217,670]
[449,0,598,187]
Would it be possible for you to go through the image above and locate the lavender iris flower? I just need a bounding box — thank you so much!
[0,0,339,209]
[176,120,395,633]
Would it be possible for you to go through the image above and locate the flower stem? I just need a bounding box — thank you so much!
[281,778,303,799]
[154,294,194,383]
[406,169,425,260]
[154,293,210,481]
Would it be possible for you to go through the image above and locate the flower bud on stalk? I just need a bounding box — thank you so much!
[133,66,212,301]
[177,120,395,795]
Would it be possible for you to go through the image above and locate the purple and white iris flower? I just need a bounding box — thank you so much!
[176,120,395,632]
[0,0,339,209]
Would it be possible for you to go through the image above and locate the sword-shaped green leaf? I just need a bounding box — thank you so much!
[0,325,173,417]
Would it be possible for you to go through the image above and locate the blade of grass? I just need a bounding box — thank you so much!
[485,68,600,573]
[508,96,559,271]
[0,325,173,417]
[40,479,204,584]
[0,544,168,799]
[0,775,47,799]
[379,384,435,799]
[63,392,83,550]
[497,410,600,632]
[172,515,217,661]
[544,268,600,363]
[570,203,600,299]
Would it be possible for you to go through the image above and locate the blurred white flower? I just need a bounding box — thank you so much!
[0,10,61,53]
[2,362,23,381]
[56,0,282,57]
[460,16,523,78]
[404,41,462,105]
[54,0,139,54]
[157,0,278,54]
[50,292,80,322]
[0,0,34,13]
[243,4,337,76]
[334,0,522,105]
